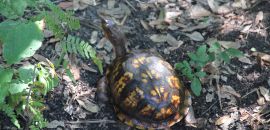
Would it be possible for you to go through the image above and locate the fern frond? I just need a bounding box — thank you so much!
[0,103,20,128]
[60,35,103,73]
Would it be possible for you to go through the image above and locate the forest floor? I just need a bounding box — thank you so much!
[1,0,270,130]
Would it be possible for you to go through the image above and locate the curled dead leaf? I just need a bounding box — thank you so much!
[259,86,270,101]
[215,115,234,125]
[184,31,204,42]
[76,99,100,113]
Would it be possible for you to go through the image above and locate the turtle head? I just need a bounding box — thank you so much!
[101,19,127,57]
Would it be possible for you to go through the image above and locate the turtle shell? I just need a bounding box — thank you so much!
[106,50,192,129]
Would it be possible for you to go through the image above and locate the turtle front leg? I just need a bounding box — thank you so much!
[96,76,109,103]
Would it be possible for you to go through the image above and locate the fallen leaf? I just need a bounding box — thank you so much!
[58,2,73,10]
[215,115,234,125]
[190,5,211,19]
[255,11,264,25]
[184,31,204,41]
[140,20,150,30]
[33,54,48,63]
[206,92,214,102]
[107,0,116,9]
[252,52,270,66]
[90,31,98,44]
[73,0,98,10]
[63,64,81,82]
[96,37,107,49]
[80,62,97,73]
[166,34,183,50]
[221,85,241,98]
[259,86,270,101]
[46,120,65,128]
[150,34,167,43]
[238,56,252,64]
[182,23,210,32]
[76,99,100,113]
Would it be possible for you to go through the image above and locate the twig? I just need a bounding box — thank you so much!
[201,101,218,116]
[124,0,137,11]
[241,88,257,99]
[65,119,116,124]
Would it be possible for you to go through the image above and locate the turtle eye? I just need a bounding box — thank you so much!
[105,20,115,27]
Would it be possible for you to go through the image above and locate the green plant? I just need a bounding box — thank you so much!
[175,42,243,96]
[57,35,103,75]
[0,0,81,129]
[0,62,58,129]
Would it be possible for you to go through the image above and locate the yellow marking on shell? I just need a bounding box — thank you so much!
[123,90,139,108]
[171,95,180,107]
[167,76,181,89]
[137,56,146,63]
[146,70,153,79]
[117,112,125,121]
[141,73,147,78]
[125,119,134,126]
[154,86,161,97]
[113,72,133,98]
[155,108,166,119]
[135,87,144,98]
[142,79,148,84]
[150,90,157,96]
[140,104,154,116]
[135,125,144,129]
[163,92,169,100]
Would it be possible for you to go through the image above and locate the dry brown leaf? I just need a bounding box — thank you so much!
[238,56,252,64]
[189,5,211,19]
[73,0,98,11]
[107,0,115,9]
[252,52,270,66]
[63,64,81,82]
[259,86,270,101]
[76,99,100,113]
[182,23,209,32]
[33,54,48,63]
[80,62,97,73]
[90,31,98,44]
[184,31,204,41]
[46,120,65,128]
[96,37,107,49]
[221,85,241,98]
[218,40,241,49]
[255,11,264,25]
[140,20,150,30]
[97,3,130,19]
[215,115,234,125]
[150,34,167,43]
[58,2,73,10]
[166,34,183,47]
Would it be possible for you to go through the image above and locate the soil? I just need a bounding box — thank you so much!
[1,0,270,130]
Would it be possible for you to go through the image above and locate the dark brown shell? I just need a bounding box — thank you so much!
[106,50,191,129]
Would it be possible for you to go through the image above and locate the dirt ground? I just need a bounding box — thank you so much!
[1,0,270,130]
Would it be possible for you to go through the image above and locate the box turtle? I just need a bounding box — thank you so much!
[97,19,195,129]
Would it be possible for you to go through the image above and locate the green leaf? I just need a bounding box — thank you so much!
[8,83,28,94]
[196,45,209,62]
[0,0,28,19]
[0,84,9,104]
[18,65,36,84]
[226,48,243,57]
[191,78,202,96]
[0,21,43,64]
[195,71,206,78]
[93,57,103,74]
[0,68,13,83]
[220,52,230,63]
[208,42,221,53]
